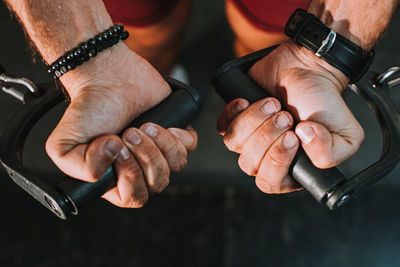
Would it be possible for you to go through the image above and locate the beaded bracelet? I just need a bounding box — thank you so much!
[47,24,129,79]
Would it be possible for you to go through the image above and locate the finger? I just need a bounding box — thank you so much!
[168,126,198,152]
[122,128,170,194]
[223,97,281,153]
[238,111,294,176]
[295,120,364,168]
[46,134,124,182]
[217,98,249,135]
[255,131,301,194]
[140,123,188,172]
[102,146,149,208]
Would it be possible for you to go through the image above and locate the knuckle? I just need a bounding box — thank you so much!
[140,145,160,163]
[130,192,149,208]
[223,135,241,153]
[45,134,62,160]
[314,155,337,169]
[120,195,147,209]
[243,110,266,129]
[153,178,170,194]
[152,165,170,193]
[242,110,254,121]
[129,201,145,208]
[238,155,257,176]
[172,156,188,172]
[131,199,147,208]
[265,185,283,194]
[172,146,188,172]
[242,114,257,129]
[45,137,55,157]
[255,178,273,194]
[257,124,274,143]
[160,168,171,189]
[354,125,365,148]
[85,167,104,181]
[123,165,142,181]
[265,151,290,169]
[255,178,281,194]
[163,138,179,156]
[160,178,170,192]
[180,157,188,170]
[191,131,199,149]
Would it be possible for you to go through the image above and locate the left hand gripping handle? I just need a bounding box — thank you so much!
[57,77,202,216]
[0,76,202,219]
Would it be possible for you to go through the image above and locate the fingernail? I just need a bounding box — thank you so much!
[104,140,123,159]
[118,146,130,160]
[283,132,298,149]
[295,125,315,144]
[262,100,278,116]
[125,129,142,145]
[275,113,290,129]
[144,124,158,137]
[169,129,181,139]
[233,101,249,114]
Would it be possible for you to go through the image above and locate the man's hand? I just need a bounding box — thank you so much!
[4,0,198,208]
[217,41,364,194]
[46,43,197,208]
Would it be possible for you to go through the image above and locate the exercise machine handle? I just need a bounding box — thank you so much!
[0,75,202,219]
[213,46,400,210]
[213,47,346,204]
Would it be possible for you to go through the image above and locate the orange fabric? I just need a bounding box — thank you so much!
[230,0,311,33]
[104,0,311,32]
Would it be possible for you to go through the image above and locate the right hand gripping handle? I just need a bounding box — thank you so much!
[213,47,347,206]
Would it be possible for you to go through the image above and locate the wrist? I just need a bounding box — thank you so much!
[284,41,349,91]
[285,8,375,83]
[58,41,172,117]
[59,42,135,99]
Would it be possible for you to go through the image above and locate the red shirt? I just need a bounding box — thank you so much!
[104,0,311,33]
[231,0,311,32]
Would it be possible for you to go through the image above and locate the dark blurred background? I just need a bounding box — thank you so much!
[1,1,400,266]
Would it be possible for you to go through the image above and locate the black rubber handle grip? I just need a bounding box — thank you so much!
[214,66,347,203]
[56,78,201,215]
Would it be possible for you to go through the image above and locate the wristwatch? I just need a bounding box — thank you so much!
[285,9,374,82]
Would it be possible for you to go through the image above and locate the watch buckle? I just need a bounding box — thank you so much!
[316,30,336,57]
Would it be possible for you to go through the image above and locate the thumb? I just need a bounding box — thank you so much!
[295,121,364,169]
[46,132,125,182]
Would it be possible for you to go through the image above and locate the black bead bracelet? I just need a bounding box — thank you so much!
[47,24,129,79]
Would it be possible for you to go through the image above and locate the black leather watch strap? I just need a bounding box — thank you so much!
[285,9,374,82]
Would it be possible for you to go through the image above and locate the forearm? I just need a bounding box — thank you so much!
[308,0,399,50]
[4,0,145,98]
[5,0,114,63]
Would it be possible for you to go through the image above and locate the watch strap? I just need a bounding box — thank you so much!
[285,9,374,82]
